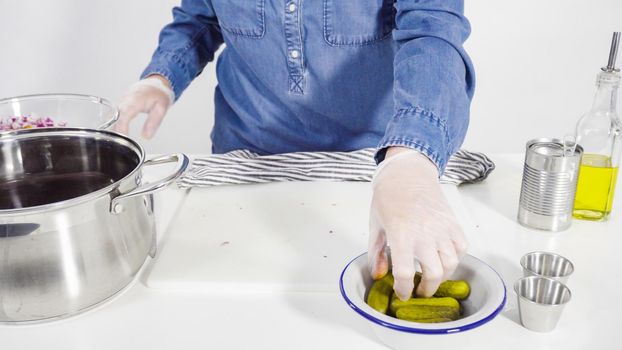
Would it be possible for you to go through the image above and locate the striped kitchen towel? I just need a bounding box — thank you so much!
[178,148,494,188]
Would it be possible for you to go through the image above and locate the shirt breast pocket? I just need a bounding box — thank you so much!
[212,0,265,38]
[323,0,394,46]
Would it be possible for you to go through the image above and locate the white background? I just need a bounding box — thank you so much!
[0,1,620,155]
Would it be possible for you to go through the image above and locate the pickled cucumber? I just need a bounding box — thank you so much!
[366,273,395,314]
[366,270,471,324]
[414,272,422,291]
[399,317,453,324]
[395,305,460,322]
[389,295,460,316]
[434,280,471,300]
[414,272,470,300]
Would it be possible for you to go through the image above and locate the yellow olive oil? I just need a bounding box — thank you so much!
[573,154,619,220]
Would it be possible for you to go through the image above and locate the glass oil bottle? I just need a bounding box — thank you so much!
[573,32,622,221]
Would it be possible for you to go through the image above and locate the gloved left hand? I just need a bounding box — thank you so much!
[368,147,468,300]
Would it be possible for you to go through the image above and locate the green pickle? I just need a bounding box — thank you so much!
[395,305,460,322]
[366,273,395,314]
[403,317,453,324]
[414,272,470,300]
[367,271,471,324]
[434,280,471,300]
[389,295,460,315]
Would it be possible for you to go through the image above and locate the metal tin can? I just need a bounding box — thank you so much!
[517,138,583,231]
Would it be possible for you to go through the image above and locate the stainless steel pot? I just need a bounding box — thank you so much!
[0,128,189,323]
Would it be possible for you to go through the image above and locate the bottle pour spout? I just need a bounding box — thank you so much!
[603,31,621,73]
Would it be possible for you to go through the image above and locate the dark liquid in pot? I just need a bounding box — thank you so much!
[0,172,115,210]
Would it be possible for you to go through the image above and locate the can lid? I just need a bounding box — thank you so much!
[530,142,565,157]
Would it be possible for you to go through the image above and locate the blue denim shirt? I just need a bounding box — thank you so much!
[142,0,474,172]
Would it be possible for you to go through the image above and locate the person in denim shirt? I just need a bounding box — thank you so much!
[117,0,474,301]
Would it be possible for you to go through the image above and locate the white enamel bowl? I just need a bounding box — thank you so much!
[339,253,506,349]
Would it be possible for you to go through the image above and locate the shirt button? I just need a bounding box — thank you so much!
[287,3,297,12]
[290,50,300,59]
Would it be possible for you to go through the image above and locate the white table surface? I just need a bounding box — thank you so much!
[0,154,620,350]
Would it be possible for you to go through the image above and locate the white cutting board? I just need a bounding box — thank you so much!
[144,181,472,292]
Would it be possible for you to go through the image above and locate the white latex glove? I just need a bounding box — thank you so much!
[116,75,175,139]
[368,147,468,301]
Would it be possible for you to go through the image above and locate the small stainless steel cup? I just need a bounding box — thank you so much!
[517,138,583,231]
[520,252,574,284]
[514,276,571,332]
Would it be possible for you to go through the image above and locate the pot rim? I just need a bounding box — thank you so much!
[0,127,145,215]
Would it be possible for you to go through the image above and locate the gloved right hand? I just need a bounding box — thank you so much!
[115,75,175,139]
[368,147,468,300]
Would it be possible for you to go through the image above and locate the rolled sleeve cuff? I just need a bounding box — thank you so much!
[375,107,452,174]
[140,52,190,101]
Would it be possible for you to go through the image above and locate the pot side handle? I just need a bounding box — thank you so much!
[97,97,120,130]
[110,153,189,214]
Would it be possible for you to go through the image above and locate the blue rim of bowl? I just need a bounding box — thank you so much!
[339,252,507,335]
